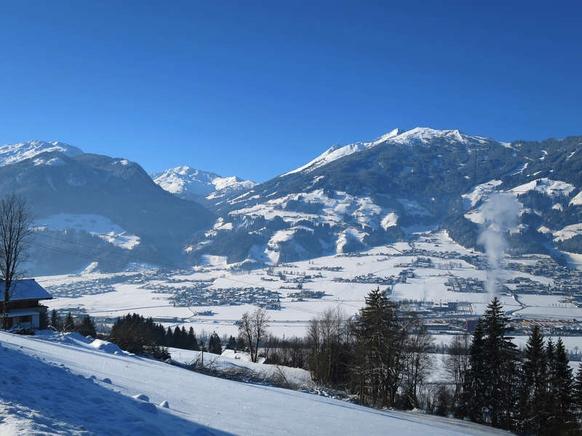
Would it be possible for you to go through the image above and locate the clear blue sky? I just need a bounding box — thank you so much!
[0,1,581,181]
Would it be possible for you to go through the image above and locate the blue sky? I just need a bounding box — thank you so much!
[0,1,581,181]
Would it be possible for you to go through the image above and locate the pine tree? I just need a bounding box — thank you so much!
[481,297,519,430]
[188,327,199,351]
[173,326,183,348]
[208,332,222,355]
[547,338,576,434]
[181,326,188,348]
[462,298,519,431]
[573,364,582,418]
[353,288,403,408]
[545,338,558,426]
[63,312,75,332]
[77,315,97,337]
[226,335,237,350]
[462,320,486,423]
[50,309,60,330]
[518,325,548,434]
[166,326,174,347]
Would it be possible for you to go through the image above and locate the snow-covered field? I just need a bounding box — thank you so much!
[0,331,506,435]
[40,231,582,338]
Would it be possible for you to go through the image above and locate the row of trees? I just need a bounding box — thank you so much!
[107,313,230,357]
[50,310,97,337]
[109,314,196,354]
[458,298,581,434]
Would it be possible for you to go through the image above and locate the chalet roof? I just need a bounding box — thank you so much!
[1,279,52,302]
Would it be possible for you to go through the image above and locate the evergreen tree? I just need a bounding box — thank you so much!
[226,335,237,350]
[545,339,557,425]
[166,326,174,347]
[39,307,49,329]
[50,309,60,330]
[353,288,403,408]
[481,297,519,430]
[181,326,188,348]
[77,315,97,337]
[63,312,75,332]
[461,298,519,431]
[188,327,199,351]
[573,364,582,418]
[173,326,183,348]
[547,338,576,434]
[462,320,486,423]
[518,325,548,434]
[208,332,222,355]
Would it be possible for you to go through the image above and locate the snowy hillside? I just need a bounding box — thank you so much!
[0,331,505,435]
[153,166,255,204]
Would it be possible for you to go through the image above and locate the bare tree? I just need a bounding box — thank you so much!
[0,194,32,329]
[401,316,433,409]
[307,306,349,386]
[444,333,471,413]
[238,308,269,363]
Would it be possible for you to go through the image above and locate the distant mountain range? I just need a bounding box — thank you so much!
[185,127,582,267]
[2,129,581,274]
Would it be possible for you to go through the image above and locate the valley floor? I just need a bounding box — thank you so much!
[0,331,507,435]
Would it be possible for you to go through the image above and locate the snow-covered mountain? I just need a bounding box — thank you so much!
[0,330,504,435]
[0,140,83,166]
[283,128,401,175]
[1,128,580,274]
[189,127,582,266]
[0,141,214,274]
[153,166,255,204]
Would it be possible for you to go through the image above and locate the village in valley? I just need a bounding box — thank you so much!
[36,230,582,358]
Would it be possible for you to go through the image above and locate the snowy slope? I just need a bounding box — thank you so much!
[0,140,82,166]
[36,213,141,250]
[0,331,505,435]
[283,128,400,175]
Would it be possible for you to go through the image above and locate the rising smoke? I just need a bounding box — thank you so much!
[477,193,521,297]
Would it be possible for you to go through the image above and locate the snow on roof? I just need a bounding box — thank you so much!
[2,279,52,301]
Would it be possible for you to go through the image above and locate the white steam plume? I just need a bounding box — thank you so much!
[477,193,521,297]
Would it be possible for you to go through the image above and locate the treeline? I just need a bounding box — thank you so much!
[107,313,228,357]
[455,298,581,434]
[109,314,197,355]
[50,309,96,338]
